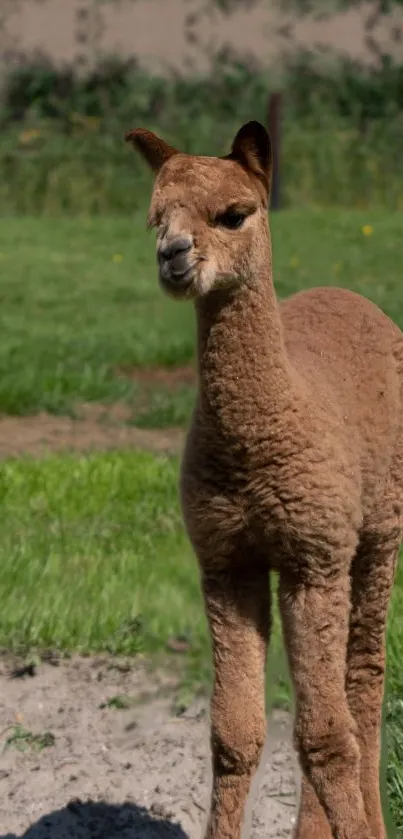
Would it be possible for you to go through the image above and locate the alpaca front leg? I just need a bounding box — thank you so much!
[279,570,373,839]
[202,565,270,839]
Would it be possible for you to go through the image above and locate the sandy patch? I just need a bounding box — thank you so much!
[0,404,185,460]
[0,655,298,839]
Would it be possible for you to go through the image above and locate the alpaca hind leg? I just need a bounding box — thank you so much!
[293,774,332,839]
[279,568,373,839]
[346,534,399,839]
[202,565,270,839]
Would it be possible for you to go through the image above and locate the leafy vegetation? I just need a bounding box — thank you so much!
[1,55,403,213]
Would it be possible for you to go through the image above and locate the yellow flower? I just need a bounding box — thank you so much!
[19,128,42,145]
[112,253,123,263]
[361,225,373,237]
[289,256,299,269]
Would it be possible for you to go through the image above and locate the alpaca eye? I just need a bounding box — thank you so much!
[216,210,246,230]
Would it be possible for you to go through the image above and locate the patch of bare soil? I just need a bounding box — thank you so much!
[117,365,196,390]
[0,656,298,839]
[0,363,198,458]
[0,404,185,460]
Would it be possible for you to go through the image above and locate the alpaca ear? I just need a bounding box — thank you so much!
[124,128,178,174]
[230,121,272,192]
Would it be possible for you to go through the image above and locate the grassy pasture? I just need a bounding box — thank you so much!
[0,211,401,828]
[0,211,402,416]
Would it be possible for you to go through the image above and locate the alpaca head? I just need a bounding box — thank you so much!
[125,121,272,300]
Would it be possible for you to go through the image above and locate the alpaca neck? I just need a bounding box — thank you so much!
[195,264,293,445]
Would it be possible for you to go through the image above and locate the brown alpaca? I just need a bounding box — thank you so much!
[125,120,402,839]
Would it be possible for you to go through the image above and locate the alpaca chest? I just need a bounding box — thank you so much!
[181,450,360,569]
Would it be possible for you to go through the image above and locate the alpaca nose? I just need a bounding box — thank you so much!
[158,236,193,278]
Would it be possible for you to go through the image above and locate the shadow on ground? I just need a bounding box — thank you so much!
[1,799,190,839]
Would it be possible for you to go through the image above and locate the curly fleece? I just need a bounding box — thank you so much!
[127,120,402,839]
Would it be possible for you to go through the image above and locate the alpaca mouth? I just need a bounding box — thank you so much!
[159,265,196,296]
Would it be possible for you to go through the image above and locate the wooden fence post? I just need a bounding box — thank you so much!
[268,92,282,211]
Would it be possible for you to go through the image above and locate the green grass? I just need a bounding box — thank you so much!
[1,58,403,216]
[385,694,403,834]
[0,211,403,419]
[0,212,402,828]
[5,725,55,753]
[0,448,401,828]
[0,451,202,654]
[1,445,400,697]
[99,694,136,710]
[386,570,403,835]
[0,446,287,691]
[0,216,195,416]
[2,109,403,214]
[133,385,196,429]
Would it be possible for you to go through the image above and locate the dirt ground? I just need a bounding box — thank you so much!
[0,656,298,839]
[0,374,298,837]
[0,405,185,460]
[0,366,196,460]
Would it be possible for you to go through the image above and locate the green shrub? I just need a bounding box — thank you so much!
[1,53,403,213]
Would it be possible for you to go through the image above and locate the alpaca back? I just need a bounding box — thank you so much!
[281,286,403,517]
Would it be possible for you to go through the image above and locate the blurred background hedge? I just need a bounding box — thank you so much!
[1,49,402,214]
